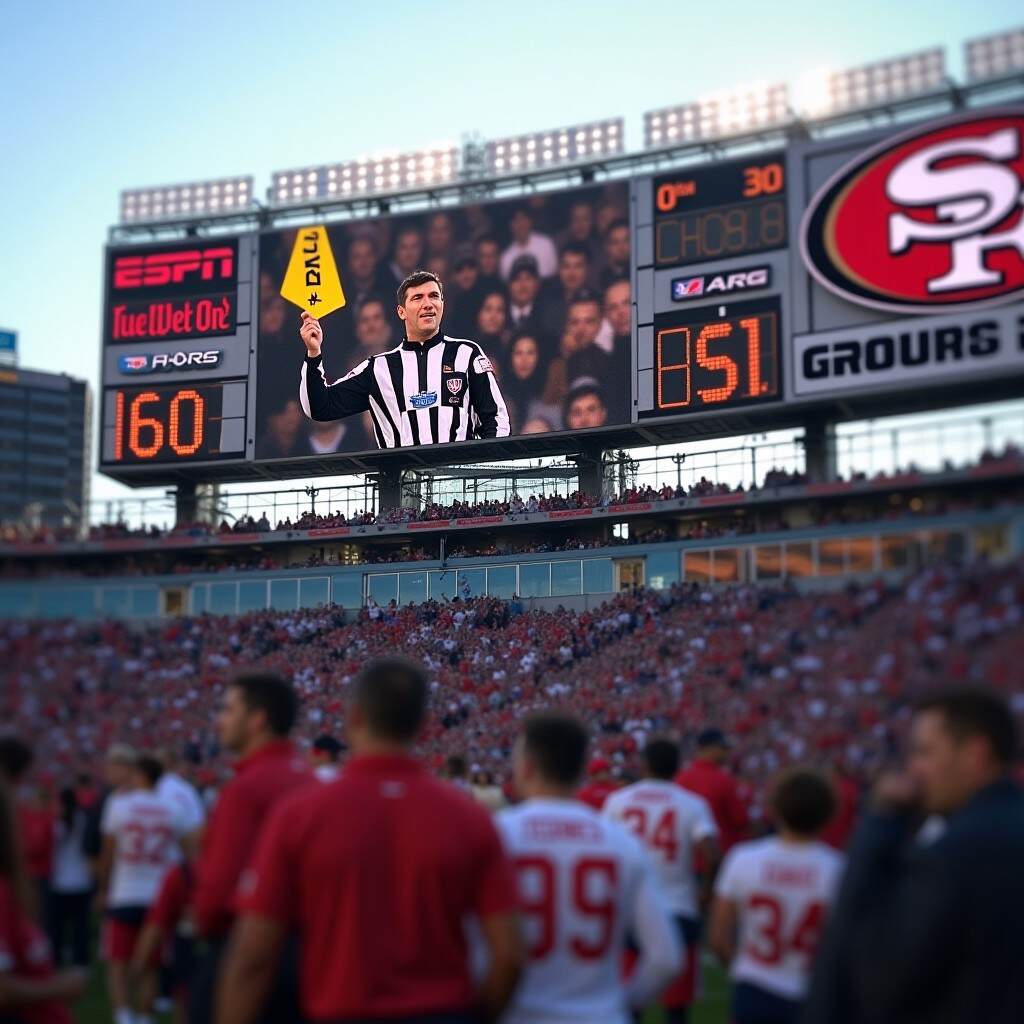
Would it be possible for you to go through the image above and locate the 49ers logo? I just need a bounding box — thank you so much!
[801,110,1024,314]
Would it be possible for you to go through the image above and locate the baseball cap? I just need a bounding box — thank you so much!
[587,756,611,776]
[696,727,728,749]
[312,735,344,757]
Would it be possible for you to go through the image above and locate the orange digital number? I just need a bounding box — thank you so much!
[113,391,125,461]
[656,327,692,408]
[128,392,163,459]
[168,389,204,456]
[742,162,784,198]
[695,323,738,403]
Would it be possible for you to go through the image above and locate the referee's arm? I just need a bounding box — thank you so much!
[467,348,511,438]
[297,311,372,422]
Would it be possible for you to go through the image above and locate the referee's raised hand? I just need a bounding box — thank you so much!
[299,311,323,357]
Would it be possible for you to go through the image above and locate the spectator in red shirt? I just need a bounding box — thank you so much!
[219,658,524,1024]
[577,756,620,810]
[819,770,861,851]
[191,672,312,1024]
[0,748,85,1022]
[676,729,750,853]
[18,786,54,920]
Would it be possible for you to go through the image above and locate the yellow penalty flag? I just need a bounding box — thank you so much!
[280,225,346,318]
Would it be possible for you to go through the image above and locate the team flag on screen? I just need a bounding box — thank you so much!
[280,225,346,318]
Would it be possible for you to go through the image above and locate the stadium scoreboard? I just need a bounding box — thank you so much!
[98,104,1024,485]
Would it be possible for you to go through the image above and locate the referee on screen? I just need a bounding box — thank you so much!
[298,270,510,448]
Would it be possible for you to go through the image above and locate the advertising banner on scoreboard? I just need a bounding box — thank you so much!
[254,182,631,459]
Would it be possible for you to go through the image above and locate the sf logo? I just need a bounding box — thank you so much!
[887,127,1024,294]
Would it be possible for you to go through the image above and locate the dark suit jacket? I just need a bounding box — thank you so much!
[804,778,1024,1024]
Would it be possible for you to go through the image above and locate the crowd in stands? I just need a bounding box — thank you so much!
[3,441,1021,549]
[3,559,1021,823]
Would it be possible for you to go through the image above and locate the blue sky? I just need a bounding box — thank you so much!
[0,0,1021,505]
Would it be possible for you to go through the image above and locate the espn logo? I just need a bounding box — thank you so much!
[113,247,235,290]
[119,351,221,373]
[671,266,771,302]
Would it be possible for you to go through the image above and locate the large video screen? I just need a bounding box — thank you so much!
[255,182,631,459]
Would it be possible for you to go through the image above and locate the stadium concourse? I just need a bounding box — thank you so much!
[5,559,1022,806]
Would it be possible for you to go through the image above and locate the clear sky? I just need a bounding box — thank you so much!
[0,0,1021,508]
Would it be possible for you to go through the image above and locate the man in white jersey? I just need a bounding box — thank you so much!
[155,747,206,837]
[497,713,681,1024]
[605,738,720,1024]
[709,768,844,1024]
[99,755,192,1024]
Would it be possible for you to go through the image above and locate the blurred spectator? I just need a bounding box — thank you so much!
[388,226,425,292]
[565,382,609,431]
[599,217,631,288]
[475,289,510,355]
[426,212,456,263]
[49,787,93,968]
[677,729,750,854]
[506,256,543,333]
[500,331,558,434]
[537,243,591,345]
[806,689,1024,1024]
[501,207,558,280]
[475,235,504,294]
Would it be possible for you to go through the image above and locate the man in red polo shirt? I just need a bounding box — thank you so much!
[218,658,524,1024]
[675,729,749,854]
[191,672,311,1024]
[577,756,619,811]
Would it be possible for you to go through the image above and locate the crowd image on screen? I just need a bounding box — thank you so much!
[255,183,631,457]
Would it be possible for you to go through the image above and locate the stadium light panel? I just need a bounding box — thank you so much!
[965,27,1024,81]
[269,146,459,205]
[821,49,946,114]
[643,83,790,147]
[120,176,253,224]
[484,119,624,174]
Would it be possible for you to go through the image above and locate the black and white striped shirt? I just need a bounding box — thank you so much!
[299,331,510,448]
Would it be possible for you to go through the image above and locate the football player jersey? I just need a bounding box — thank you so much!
[497,797,680,1024]
[102,790,190,909]
[714,836,845,1000]
[604,779,718,918]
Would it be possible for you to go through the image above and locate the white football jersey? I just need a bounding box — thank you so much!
[102,790,190,908]
[604,779,717,918]
[714,836,845,1000]
[497,797,681,1024]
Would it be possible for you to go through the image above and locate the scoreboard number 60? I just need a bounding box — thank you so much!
[113,388,205,460]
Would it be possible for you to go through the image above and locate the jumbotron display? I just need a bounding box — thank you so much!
[97,103,1024,484]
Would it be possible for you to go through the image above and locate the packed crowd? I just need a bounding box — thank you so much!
[4,558,1021,810]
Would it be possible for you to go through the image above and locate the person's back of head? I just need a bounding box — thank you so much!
[445,754,468,781]
[0,736,33,785]
[643,737,680,781]
[695,727,729,766]
[516,713,589,797]
[312,734,343,764]
[221,671,299,756]
[911,688,1018,815]
[351,658,428,750]
[770,767,836,840]
[134,755,163,791]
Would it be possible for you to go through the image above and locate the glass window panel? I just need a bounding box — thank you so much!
[927,530,966,564]
[399,571,428,606]
[784,542,814,578]
[331,573,364,609]
[817,539,845,576]
[519,562,550,598]
[456,569,486,598]
[880,533,910,570]
[973,523,1009,559]
[711,549,740,582]
[238,581,267,613]
[582,558,613,594]
[645,551,679,590]
[190,584,208,615]
[847,537,876,574]
[299,577,330,608]
[130,588,158,618]
[100,588,130,617]
[209,582,238,615]
[428,570,457,602]
[0,587,31,618]
[551,561,582,596]
[367,574,398,607]
[755,545,783,580]
[487,566,517,600]
[269,579,299,611]
[684,551,712,583]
